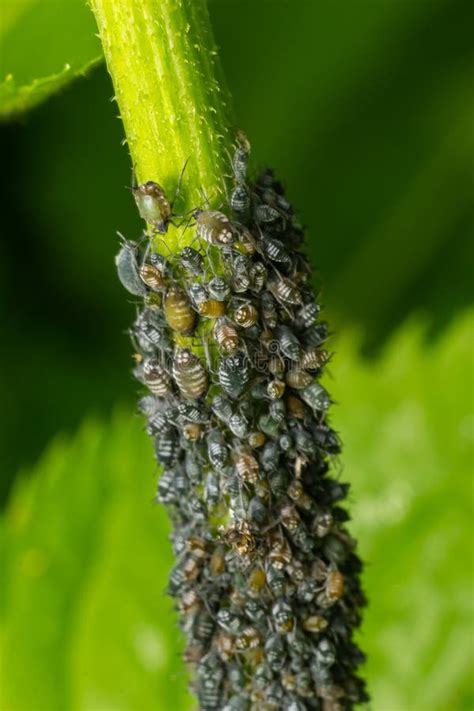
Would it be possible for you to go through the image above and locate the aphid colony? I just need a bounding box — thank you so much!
[116,133,368,710]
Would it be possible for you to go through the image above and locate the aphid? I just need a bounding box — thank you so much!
[287,480,312,511]
[236,227,257,255]
[215,632,235,662]
[134,312,169,351]
[195,209,234,245]
[285,369,313,390]
[264,634,286,672]
[300,381,331,412]
[285,695,307,711]
[303,322,328,347]
[163,286,195,334]
[319,570,345,607]
[214,317,240,355]
[260,291,278,327]
[230,184,251,220]
[268,530,292,569]
[115,239,147,297]
[180,589,201,616]
[211,394,233,424]
[302,615,328,633]
[259,235,291,267]
[313,510,333,537]
[296,578,319,603]
[228,412,250,438]
[177,401,208,423]
[198,653,224,711]
[315,638,336,668]
[293,428,317,459]
[204,470,220,506]
[198,299,226,319]
[132,181,171,232]
[208,276,231,301]
[172,349,208,399]
[246,496,267,528]
[286,394,306,420]
[139,260,166,291]
[154,427,179,466]
[180,246,204,275]
[156,468,179,504]
[296,301,320,328]
[280,503,301,532]
[268,277,303,306]
[216,608,243,635]
[232,130,251,183]
[247,567,266,597]
[281,669,297,692]
[235,626,260,650]
[231,271,252,294]
[234,451,259,484]
[254,662,273,690]
[301,346,329,371]
[313,424,340,453]
[188,282,208,308]
[193,611,215,642]
[207,429,228,469]
[248,431,266,449]
[218,352,252,399]
[261,442,280,472]
[269,399,286,423]
[182,422,203,441]
[265,563,285,597]
[209,546,226,576]
[142,357,172,396]
[254,204,281,225]
[267,379,286,400]
[276,325,301,361]
[250,261,268,292]
[224,521,256,557]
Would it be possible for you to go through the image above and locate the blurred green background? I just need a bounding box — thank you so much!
[0,0,473,709]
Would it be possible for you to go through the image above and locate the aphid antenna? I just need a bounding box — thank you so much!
[170,157,190,210]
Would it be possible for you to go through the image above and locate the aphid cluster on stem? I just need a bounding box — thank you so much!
[116,132,368,710]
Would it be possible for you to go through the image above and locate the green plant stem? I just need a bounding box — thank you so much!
[89,0,233,251]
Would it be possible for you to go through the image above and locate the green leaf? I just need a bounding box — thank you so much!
[0,0,102,119]
[330,311,474,710]
[0,412,193,711]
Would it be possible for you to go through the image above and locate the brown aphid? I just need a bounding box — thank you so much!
[235,451,259,484]
[214,317,240,355]
[236,626,260,650]
[286,394,306,420]
[186,535,208,558]
[183,641,205,665]
[133,181,171,232]
[139,262,165,291]
[143,357,172,396]
[248,567,266,597]
[280,503,301,531]
[248,431,266,449]
[195,209,234,245]
[183,423,204,441]
[326,570,345,603]
[180,589,202,615]
[172,349,208,400]
[234,302,258,328]
[267,379,285,400]
[164,286,195,334]
[215,632,235,662]
[285,368,313,390]
[268,530,292,569]
[268,276,303,306]
[224,521,256,557]
[209,546,226,576]
[302,615,328,633]
[182,555,201,581]
[197,299,226,319]
[254,478,270,500]
[287,480,313,510]
[281,670,297,692]
[301,346,330,371]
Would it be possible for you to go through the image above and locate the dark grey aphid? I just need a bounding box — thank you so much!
[188,282,208,308]
[154,427,179,466]
[232,130,251,183]
[211,394,233,424]
[265,564,286,597]
[285,696,307,711]
[207,276,230,301]
[115,239,147,297]
[218,352,251,399]
[276,325,301,361]
[300,381,331,412]
[259,235,291,267]
[180,246,204,275]
[216,608,244,634]
[254,203,281,225]
[177,401,208,423]
[249,261,267,292]
[228,412,250,438]
[247,496,267,528]
[156,468,179,505]
[302,322,328,347]
[207,429,228,469]
[261,441,280,472]
[296,301,320,328]
[272,598,294,633]
[205,471,220,506]
[293,428,317,459]
[230,184,251,221]
[265,634,286,672]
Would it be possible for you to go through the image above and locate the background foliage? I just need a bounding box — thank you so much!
[0,0,472,708]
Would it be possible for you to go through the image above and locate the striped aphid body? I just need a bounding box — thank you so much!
[116,133,368,709]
